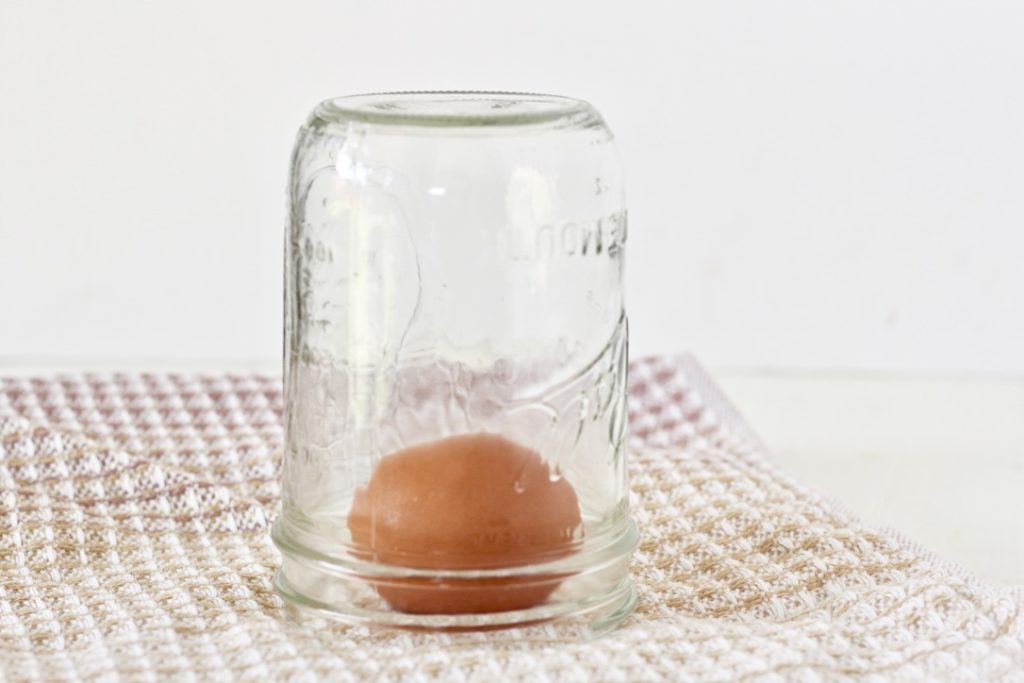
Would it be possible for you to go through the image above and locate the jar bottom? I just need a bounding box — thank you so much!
[272,518,638,636]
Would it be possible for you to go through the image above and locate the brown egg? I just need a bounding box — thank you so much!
[347,432,582,614]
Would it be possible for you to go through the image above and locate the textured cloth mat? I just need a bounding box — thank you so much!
[1,356,1022,682]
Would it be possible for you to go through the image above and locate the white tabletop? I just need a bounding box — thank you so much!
[717,370,1024,586]
[2,360,1020,585]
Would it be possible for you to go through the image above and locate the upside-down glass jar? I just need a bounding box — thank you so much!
[273,92,637,633]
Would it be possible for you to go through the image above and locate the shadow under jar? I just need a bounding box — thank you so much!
[273,92,638,633]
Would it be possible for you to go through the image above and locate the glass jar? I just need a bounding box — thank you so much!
[274,92,637,632]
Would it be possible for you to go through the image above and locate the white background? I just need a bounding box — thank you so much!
[1,0,1022,374]
[1,2,1023,583]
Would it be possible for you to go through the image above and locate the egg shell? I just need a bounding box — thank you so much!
[348,432,582,614]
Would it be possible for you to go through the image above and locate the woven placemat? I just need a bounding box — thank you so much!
[1,355,1022,681]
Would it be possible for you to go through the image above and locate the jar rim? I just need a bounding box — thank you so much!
[312,91,601,128]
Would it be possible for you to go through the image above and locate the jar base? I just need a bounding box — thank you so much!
[275,568,636,637]
[272,518,638,636]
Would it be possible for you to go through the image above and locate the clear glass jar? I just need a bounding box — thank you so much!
[274,92,637,632]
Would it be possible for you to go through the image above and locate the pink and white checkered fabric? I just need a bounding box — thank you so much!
[1,356,1022,681]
